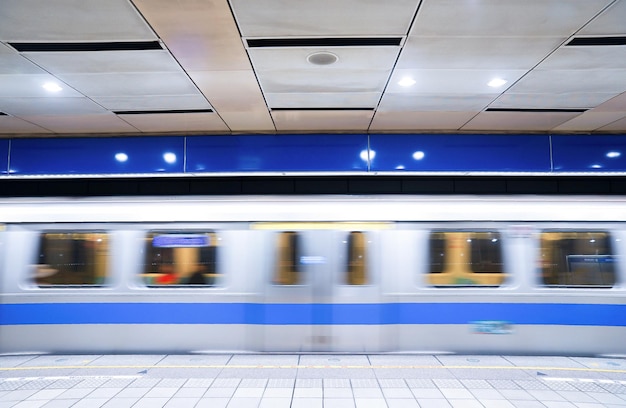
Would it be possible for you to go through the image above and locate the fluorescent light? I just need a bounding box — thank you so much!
[398,77,416,87]
[42,82,62,92]
[487,78,507,88]
[607,151,621,158]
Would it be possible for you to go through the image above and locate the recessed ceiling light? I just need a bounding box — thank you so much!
[307,52,339,66]
[398,77,416,87]
[42,82,62,92]
[487,78,507,88]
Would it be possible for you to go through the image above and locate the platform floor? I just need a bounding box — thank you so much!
[0,354,625,407]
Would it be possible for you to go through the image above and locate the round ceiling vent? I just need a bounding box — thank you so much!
[307,51,339,66]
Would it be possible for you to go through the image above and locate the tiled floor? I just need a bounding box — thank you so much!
[0,354,624,407]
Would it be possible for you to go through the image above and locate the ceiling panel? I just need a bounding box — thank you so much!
[553,111,626,131]
[490,93,619,109]
[0,0,156,41]
[594,92,626,111]
[23,51,183,74]
[411,0,613,37]
[579,0,626,35]
[56,73,201,97]
[267,93,381,109]
[20,114,139,134]
[118,112,229,133]
[92,95,211,111]
[386,69,527,94]
[271,110,374,132]
[598,115,626,131]
[256,70,391,94]
[397,37,565,70]
[0,97,108,116]
[510,70,626,94]
[0,75,83,98]
[229,0,420,37]
[370,111,478,131]
[535,46,626,70]
[462,111,581,131]
[378,94,496,112]
[0,116,52,134]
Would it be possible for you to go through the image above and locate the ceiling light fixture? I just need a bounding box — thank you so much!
[398,77,416,87]
[487,78,507,88]
[42,82,62,92]
[606,151,621,158]
[307,51,339,66]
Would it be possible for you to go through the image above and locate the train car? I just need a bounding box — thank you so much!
[0,195,625,355]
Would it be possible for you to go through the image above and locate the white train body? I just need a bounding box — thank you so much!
[0,195,624,355]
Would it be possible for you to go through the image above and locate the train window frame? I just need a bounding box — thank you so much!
[32,230,111,288]
[343,231,370,286]
[537,230,618,288]
[141,230,222,288]
[272,231,304,286]
[426,229,506,288]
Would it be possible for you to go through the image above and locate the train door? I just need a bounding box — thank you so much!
[260,224,382,352]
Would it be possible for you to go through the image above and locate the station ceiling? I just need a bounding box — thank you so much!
[0,0,625,136]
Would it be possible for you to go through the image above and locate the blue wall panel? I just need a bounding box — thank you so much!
[186,134,369,172]
[552,135,626,172]
[9,137,184,175]
[369,134,552,172]
[0,139,8,175]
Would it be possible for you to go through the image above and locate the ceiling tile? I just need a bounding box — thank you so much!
[0,115,52,134]
[92,95,211,111]
[20,114,138,134]
[412,0,612,37]
[0,0,156,41]
[593,92,626,111]
[0,74,84,97]
[597,115,626,131]
[579,0,626,35]
[56,73,200,97]
[536,46,626,70]
[369,111,477,131]
[272,110,373,131]
[256,70,391,93]
[378,93,496,112]
[462,111,581,131]
[266,92,381,109]
[0,97,108,116]
[230,0,419,37]
[397,37,564,70]
[23,51,183,74]
[248,47,400,71]
[387,69,527,94]
[490,93,619,109]
[509,70,626,94]
[118,112,229,133]
[552,111,626,131]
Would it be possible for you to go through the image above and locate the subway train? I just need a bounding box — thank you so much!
[0,195,625,356]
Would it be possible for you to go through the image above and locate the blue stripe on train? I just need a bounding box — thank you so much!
[1,302,626,326]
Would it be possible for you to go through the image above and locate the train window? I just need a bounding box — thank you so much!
[274,231,302,285]
[539,231,616,287]
[142,232,220,286]
[346,231,368,285]
[427,231,505,286]
[34,232,109,287]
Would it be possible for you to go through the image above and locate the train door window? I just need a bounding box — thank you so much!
[142,232,219,286]
[274,231,302,285]
[539,231,616,287]
[34,232,109,287]
[427,231,505,286]
[345,231,368,285]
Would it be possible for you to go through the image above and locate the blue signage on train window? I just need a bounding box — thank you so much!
[152,235,210,248]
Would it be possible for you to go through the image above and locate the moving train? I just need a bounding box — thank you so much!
[0,195,625,355]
